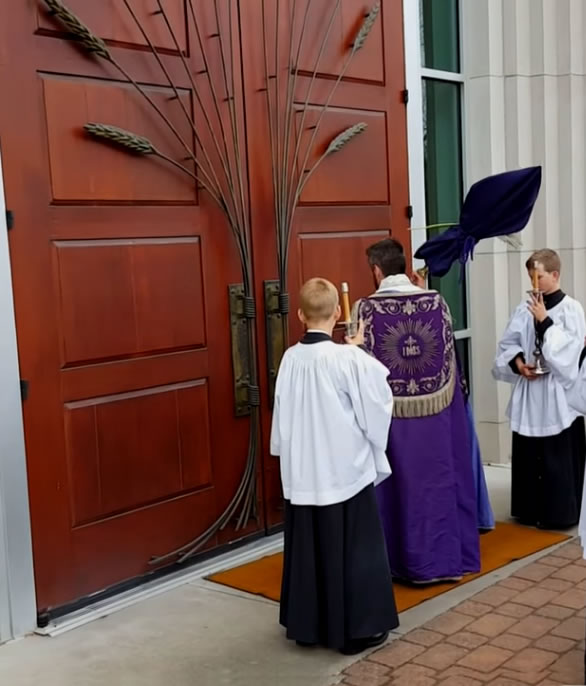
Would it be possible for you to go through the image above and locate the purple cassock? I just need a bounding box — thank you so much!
[357,290,481,583]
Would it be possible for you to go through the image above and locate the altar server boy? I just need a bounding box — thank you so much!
[492,249,586,529]
[270,277,398,655]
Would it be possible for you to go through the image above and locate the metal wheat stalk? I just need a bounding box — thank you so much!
[156,0,250,271]
[120,0,224,205]
[280,0,305,227]
[261,0,379,339]
[274,0,283,225]
[283,2,381,275]
[83,123,222,201]
[215,0,252,286]
[261,0,344,313]
[261,1,282,274]
[280,0,343,283]
[41,0,258,565]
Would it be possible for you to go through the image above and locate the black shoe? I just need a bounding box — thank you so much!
[296,640,317,648]
[340,631,390,656]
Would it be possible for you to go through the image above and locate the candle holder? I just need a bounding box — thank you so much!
[527,287,550,376]
[344,320,358,338]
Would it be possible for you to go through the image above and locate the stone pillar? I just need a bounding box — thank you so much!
[462,0,586,462]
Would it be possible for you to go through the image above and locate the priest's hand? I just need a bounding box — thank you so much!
[527,292,547,323]
[516,358,538,380]
[345,320,365,346]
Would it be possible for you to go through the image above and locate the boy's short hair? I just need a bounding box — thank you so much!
[526,249,561,274]
[366,238,406,276]
[299,278,339,322]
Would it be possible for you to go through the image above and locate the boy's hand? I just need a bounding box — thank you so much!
[516,357,538,380]
[411,271,426,289]
[527,292,547,322]
[345,320,365,346]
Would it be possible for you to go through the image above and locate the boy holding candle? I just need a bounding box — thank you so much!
[493,249,586,528]
[271,277,399,654]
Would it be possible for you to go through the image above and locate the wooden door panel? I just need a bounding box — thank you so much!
[55,238,206,365]
[298,231,388,291]
[293,0,385,84]
[295,106,389,205]
[42,75,196,203]
[285,228,388,342]
[68,486,218,595]
[65,380,212,525]
[61,350,209,401]
[47,205,204,240]
[37,0,188,53]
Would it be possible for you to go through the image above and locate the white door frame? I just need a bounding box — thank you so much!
[402,0,427,264]
[0,148,36,643]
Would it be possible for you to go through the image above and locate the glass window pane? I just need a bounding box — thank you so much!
[430,265,467,331]
[423,78,466,329]
[420,0,460,72]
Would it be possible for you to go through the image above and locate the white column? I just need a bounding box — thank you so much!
[0,151,36,642]
[462,0,586,463]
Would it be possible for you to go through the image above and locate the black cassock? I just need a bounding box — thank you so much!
[511,417,586,528]
[280,484,399,650]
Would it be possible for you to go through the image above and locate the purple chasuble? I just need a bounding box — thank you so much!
[357,291,481,582]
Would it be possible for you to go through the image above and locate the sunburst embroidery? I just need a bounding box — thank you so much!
[380,318,439,375]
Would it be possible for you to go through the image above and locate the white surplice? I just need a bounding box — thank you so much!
[567,355,586,557]
[492,295,586,437]
[568,361,586,417]
[270,338,393,506]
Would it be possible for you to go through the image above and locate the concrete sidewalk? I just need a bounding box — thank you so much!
[0,466,582,686]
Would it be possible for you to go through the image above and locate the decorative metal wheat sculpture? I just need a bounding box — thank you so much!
[261,0,378,318]
[42,0,380,564]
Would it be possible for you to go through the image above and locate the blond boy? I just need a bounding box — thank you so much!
[271,278,398,654]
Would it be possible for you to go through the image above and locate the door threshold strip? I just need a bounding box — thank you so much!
[35,533,283,638]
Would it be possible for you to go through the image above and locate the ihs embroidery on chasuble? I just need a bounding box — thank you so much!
[357,293,456,418]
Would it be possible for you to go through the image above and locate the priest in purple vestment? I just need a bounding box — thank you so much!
[353,238,482,583]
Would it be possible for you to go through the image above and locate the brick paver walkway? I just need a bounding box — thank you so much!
[337,540,586,686]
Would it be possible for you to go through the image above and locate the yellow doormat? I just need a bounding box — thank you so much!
[208,522,570,613]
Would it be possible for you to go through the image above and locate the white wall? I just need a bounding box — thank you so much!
[462,0,586,462]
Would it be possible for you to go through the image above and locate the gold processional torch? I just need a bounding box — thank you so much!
[528,260,549,375]
[341,282,355,337]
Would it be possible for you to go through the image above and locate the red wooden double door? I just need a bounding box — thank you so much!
[0,0,409,613]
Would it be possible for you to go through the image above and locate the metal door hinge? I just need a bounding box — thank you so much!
[20,379,29,401]
[406,205,413,220]
[6,210,14,230]
[402,89,409,104]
